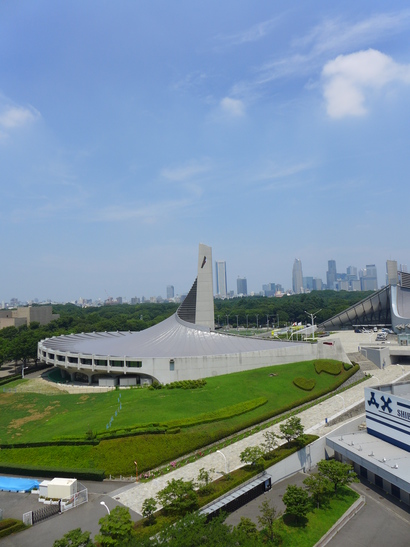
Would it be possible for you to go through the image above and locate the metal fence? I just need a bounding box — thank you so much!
[22,483,88,525]
[32,502,60,525]
[60,483,88,512]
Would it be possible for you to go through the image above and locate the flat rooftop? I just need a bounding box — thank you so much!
[327,430,410,492]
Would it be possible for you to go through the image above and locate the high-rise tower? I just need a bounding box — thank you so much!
[292,259,303,294]
[237,277,247,296]
[327,260,337,289]
[386,260,398,286]
[215,261,228,297]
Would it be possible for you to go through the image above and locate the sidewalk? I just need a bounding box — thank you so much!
[111,363,406,515]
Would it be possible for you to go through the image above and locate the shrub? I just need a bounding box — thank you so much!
[0,463,105,481]
[293,377,316,391]
[343,362,353,371]
[314,360,342,375]
[0,519,26,538]
[163,397,267,429]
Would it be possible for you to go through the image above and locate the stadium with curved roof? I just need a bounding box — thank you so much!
[38,244,350,386]
[318,271,410,333]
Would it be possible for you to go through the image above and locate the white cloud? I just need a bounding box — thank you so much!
[215,17,281,47]
[161,159,211,181]
[0,105,40,129]
[220,97,245,117]
[233,10,410,98]
[322,49,410,118]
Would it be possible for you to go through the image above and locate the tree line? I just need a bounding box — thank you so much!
[0,290,371,367]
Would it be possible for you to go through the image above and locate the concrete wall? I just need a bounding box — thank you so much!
[44,336,350,385]
[266,416,364,484]
[360,346,391,368]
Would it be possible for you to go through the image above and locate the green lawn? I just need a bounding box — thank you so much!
[277,487,359,546]
[0,360,357,475]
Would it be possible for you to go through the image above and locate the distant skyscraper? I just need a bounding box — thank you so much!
[386,260,398,286]
[215,261,227,297]
[400,264,408,273]
[327,260,337,289]
[262,283,276,297]
[292,259,303,294]
[303,277,313,291]
[237,277,247,296]
[312,278,322,291]
[167,285,175,299]
[360,264,378,291]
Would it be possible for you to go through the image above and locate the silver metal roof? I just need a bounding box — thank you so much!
[41,313,299,359]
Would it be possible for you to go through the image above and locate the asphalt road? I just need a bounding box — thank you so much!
[0,478,142,547]
[327,481,410,547]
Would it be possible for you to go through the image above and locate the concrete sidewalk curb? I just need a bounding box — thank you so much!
[313,494,366,547]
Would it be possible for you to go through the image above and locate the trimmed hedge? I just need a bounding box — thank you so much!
[0,519,27,539]
[150,379,207,390]
[163,397,268,429]
[0,439,99,449]
[0,463,105,481]
[293,377,316,391]
[343,362,353,371]
[314,360,342,375]
[0,375,21,387]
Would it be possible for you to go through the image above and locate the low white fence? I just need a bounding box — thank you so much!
[60,484,88,512]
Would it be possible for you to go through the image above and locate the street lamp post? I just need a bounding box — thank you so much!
[256,314,259,330]
[335,394,345,411]
[134,460,138,481]
[246,314,249,329]
[236,315,239,330]
[100,501,110,515]
[217,450,229,474]
[226,314,230,329]
[304,309,322,340]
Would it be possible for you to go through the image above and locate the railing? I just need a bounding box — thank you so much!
[32,501,60,525]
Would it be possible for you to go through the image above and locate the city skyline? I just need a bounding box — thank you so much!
[2,254,404,306]
[2,2,410,302]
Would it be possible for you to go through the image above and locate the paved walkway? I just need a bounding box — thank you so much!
[111,362,406,515]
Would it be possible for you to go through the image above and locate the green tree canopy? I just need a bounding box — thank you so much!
[156,478,198,516]
[53,528,93,547]
[282,485,310,524]
[317,459,358,493]
[279,416,304,444]
[95,506,135,547]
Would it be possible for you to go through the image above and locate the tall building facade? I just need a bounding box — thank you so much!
[292,259,303,294]
[215,261,228,297]
[360,264,378,291]
[386,260,398,286]
[166,285,175,299]
[327,260,337,289]
[237,277,247,296]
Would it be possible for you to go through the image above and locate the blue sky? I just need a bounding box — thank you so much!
[1,1,410,302]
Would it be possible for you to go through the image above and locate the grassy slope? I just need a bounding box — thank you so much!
[0,360,354,475]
